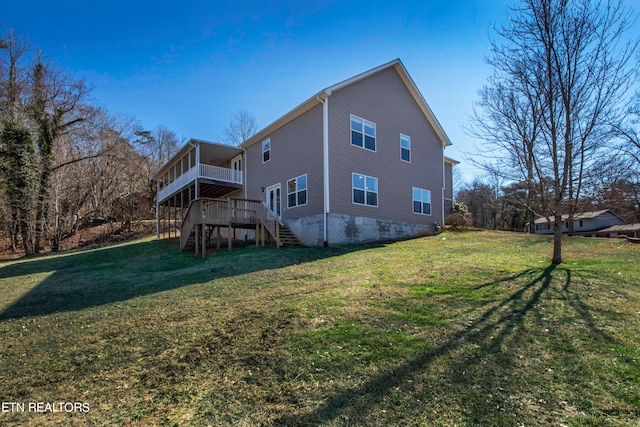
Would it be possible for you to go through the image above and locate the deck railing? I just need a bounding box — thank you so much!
[260,202,279,244]
[180,198,272,250]
[158,164,243,203]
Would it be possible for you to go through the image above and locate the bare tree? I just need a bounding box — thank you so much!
[614,86,640,169]
[469,0,638,264]
[221,109,257,146]
[133,124,180,214]
[29,57,89,252]
[1,29,99,254]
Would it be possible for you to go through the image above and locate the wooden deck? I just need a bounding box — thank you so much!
[180,198,286,256]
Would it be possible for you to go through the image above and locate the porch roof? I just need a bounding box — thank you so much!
[153,138,242,181]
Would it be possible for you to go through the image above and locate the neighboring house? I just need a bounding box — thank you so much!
[154,59,456,250]
[533,209,624,235]
[595,223,640,239]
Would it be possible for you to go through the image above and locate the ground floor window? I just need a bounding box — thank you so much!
[353,173,378,206]
[287,174,307,208]
[412,187,431,215]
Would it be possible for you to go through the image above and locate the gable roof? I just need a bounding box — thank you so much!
[534,209,622,224]
[599,223,640,233]
[242,59,451,149]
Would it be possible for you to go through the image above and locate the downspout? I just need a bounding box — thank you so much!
[241,147,248,199]
[156,180,160,239]
[317,92,331,245]
[441,144,446,231]
[241,146,248,241]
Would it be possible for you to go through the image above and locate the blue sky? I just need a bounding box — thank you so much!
[5,1,638,183]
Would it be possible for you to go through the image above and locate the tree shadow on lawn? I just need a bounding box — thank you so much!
[0,239,375,320]
[275,265,627,426]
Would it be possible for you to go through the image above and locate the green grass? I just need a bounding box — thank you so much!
[0,231,639,426]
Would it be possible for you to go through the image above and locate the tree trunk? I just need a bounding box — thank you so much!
[10,209,19,252]
[551,226,562,265]
[551,202,562,265]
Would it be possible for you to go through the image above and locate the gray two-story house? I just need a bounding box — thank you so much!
[154,59,456,251]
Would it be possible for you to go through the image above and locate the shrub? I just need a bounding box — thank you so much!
[445,202,473,230]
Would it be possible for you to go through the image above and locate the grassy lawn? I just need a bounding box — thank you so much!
[0,231,638,426]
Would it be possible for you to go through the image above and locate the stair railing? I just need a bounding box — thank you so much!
[260,201,279,243]
[180,199,202,250]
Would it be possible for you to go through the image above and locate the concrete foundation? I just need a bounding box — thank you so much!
[284,213,438,246]
[283,214,325,246]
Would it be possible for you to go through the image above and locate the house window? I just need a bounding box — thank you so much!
[413,187,431,215]
[350,115,376,151]
[353,173,378,206]
[400,134,411,162]
[232,156,242,171]
[262,139,271,163]
[287,174,307,208]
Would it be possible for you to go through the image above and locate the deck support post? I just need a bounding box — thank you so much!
[164,205,167,239]
[195,223,200,256]
[180,190,184,236]
[216,226,221,250]
[275,216,281,248]
[201,223,206,258]
[261,223,265,246]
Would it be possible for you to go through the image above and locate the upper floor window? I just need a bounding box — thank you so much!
[287,174,307,208]
[353,173,378,207]
[413,187,431,215]
[400,134,411,162]
[350,115,376,151]
[262,139,271,163]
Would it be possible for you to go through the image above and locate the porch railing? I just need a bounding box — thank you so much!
[158,164,243,203]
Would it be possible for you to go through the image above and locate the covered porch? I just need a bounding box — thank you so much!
[154,139,245,239]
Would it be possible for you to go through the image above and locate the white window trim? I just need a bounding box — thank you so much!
[400,134,411,163]
[262,138,271,164]
[350,114,377,152]
[352,173,379,207]
[231,155,242,171]
[287,174,308,209]
[412,187,432,216]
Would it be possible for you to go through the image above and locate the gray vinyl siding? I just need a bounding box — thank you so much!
[327,67,444,225]
[244,104,324,221]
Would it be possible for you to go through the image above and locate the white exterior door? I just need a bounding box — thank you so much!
[265,184,281,217]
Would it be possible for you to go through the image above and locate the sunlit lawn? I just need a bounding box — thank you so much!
[0,231,638,426]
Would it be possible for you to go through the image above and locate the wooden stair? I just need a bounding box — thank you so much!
[182,225,218,252]
[183,226,195,251]
[277,223,303,247]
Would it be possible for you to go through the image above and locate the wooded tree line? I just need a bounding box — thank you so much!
[0,30,180,255]
[468,0,640,264]
[457,173,640,231]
